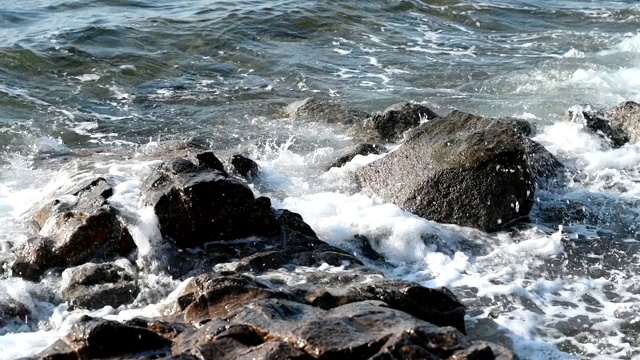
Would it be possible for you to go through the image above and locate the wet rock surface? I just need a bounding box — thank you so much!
[13,178,135,280]
[230,154,260,179]
[360,102,440,142]
[61,262,139,310]
[566,101,640,147]
[141,154,281,248]
[356,111,537,230]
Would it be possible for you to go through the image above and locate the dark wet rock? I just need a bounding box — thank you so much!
[301,278,466,333]
[566,101,640,147]
[17,178,135,278]
[356,111,536,231]
[276,209,318,238]
[525,140,564,180]
[61,262,139,310]
[234,341,313,360]
[325,143,386,170]
[11,236,56,281]
[351,234,385,262]
[123,318,193,341]
[174,273,299,323]
[196,151,227,175]
[285,97,370,125]
[361,102,440,142]
[223,298,508,360]
[142,155,281,248]
[172,320,265,358]
[230,154,260,179]
[36,316,171,359]
[0,297,31,330]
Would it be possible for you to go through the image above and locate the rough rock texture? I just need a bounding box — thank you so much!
[357,111,536,230]
[325,143,385,170]
[361,102,440,142]
[61,262,139,310]
[566,101,640,147]
[35,316,171,359]
[230,154,260,179]
[141,153,281,248]
[285,97,370,125]
[13,178,135,280]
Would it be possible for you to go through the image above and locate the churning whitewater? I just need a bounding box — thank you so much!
[1,1,640,359]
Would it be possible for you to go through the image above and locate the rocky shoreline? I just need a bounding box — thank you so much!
[5,98,640,360]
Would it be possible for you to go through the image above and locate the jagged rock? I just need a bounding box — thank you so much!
[301,278,466,333]
[361,102,439,142]
[565,101,640,147]
[142,155,281,248]
[356,111,536,230]
[276,209,318,238]
[36,316,171,359]
[174,273,299,323]
[285,97,370,125]
[230,154,260,179]
[224,299,508,359]
[15,178,135,280]
[123,317,193,341]
[11,236,56,281]
[324,143,386,170]
[196,151,228,175]
[61,262,139,310]
[525,140,564,180]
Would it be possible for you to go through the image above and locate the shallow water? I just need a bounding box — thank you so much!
[2,1,640,359]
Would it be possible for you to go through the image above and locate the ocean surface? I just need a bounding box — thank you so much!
[1,0,640,358]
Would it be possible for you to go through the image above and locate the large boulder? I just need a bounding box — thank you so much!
[356,111,536,230]
[284,97,370,125]
[13,178,135,280]
[566,101,640,147]
[141,153,281,248]
[60,262,139,310]
[360,102,440,142]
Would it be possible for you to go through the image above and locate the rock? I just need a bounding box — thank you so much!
[324,143,386,170]
[356,111,536,231]
[230,154,260,179]
[142,155,281,248]
[36,316,171,359]
[276,209,318,238]
[17,178,135,278]
[225,298,507,359]
[123,317,193,341]
[11,236,56,281]
[525,140,564,180]
[566,102,640,147]
[196,151,228,175]
[285,97,370,125]
[61,262,139,310]
[301,278,466,333]
[172,320,265,358]
[175,273,299,323]
[361,102,439,142]
[0,297,31,330]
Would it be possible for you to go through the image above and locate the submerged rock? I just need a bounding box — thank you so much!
[357,111,536,230]
[324,143,386,170]
[142,154,281,248]
[284,97,370,125]
[61,262,139,310]
[360,102,440,142]
[566,101,640,147]
[13,178,135,280]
